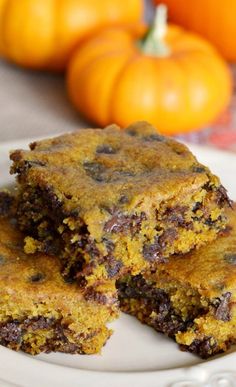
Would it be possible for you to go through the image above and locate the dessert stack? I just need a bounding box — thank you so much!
[0,121,235,358]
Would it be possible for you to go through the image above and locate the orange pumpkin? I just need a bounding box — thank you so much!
[154,0,236,62]
[67,6,232,135]
[0,0,143,71]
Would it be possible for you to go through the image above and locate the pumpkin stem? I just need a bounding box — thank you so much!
[141,4,170,57]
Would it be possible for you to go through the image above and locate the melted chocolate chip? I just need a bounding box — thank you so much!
[192,166,206,173]
[119,195,129,204]
[30,273,45,283]
[85,241,100,259]
[159,228,178,247]
[192,202,202,212]
[84,288,108,304]
[96,145,117,154]
[205,217,218,227]
[180,337,217,359]
[118,275,164,300]
[24,317,54,331]
[164,206,190,229]
[126,130,137,137]
[118,275,193,337]
[44,186,63,213]
[225,254,236,265]
[143,232,172,263]
[104,211,146,235]
[25,160,46,168]
[213,292,232,321]
[103,239,115,254]
[63,259,85,284]
[0,322,21,343]
[105,258,123,278]
[83,161,107,182]
[143,134,165,142]
[143,237,161,262]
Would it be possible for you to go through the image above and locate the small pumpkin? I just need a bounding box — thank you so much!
[67,5,232,135]
[0,0,143,71]
[154,0,236,62]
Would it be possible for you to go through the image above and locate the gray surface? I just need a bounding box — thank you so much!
[0,60,86,142]
[0,0,154,143]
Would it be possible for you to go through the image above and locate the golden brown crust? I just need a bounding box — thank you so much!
[10,121,230,286]
[10,122,216,215]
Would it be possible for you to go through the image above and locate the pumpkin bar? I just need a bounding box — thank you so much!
[0,216,118,355]
[10,121,231,287]
[118,206,236,359]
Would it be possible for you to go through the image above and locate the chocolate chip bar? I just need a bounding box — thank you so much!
[10,121,231,287]
[0,216,118,355]
[118,207,236,359]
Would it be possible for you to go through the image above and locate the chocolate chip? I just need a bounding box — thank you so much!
[164,206,189,228]
[96,145,117,154]
[44,186,63,212]
[103,239,115,254]
[126,130,137,137]
[64,194,72,200]
[105,258,123,278]
[192,202,202,212]
[181,337,217,359]
[143,229,176,262]
[23,317,54,331]
[143,237,161,262]
[143,134,165,142]
[192,166,206,173]
[104,211,146,235]
[213,292,231,321]
[205,217,217,227]
[225,254,236,265]
[0,322,21,344]
[84,287,108,304]
[85,241,100,259]
[25,160,45,168]
[83,161,107,182]
[119,195,129,204]
[63,260,85,283]
[30,273,45,283]
[159,228,178,247]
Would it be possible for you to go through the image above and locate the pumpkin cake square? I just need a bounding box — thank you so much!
[0,215,118,355]
[118,206,236,359]
[10,121,231,287]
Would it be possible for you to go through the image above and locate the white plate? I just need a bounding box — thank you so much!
[0,139,236,387]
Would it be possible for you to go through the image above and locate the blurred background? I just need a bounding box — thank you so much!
[0,0,236,152]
